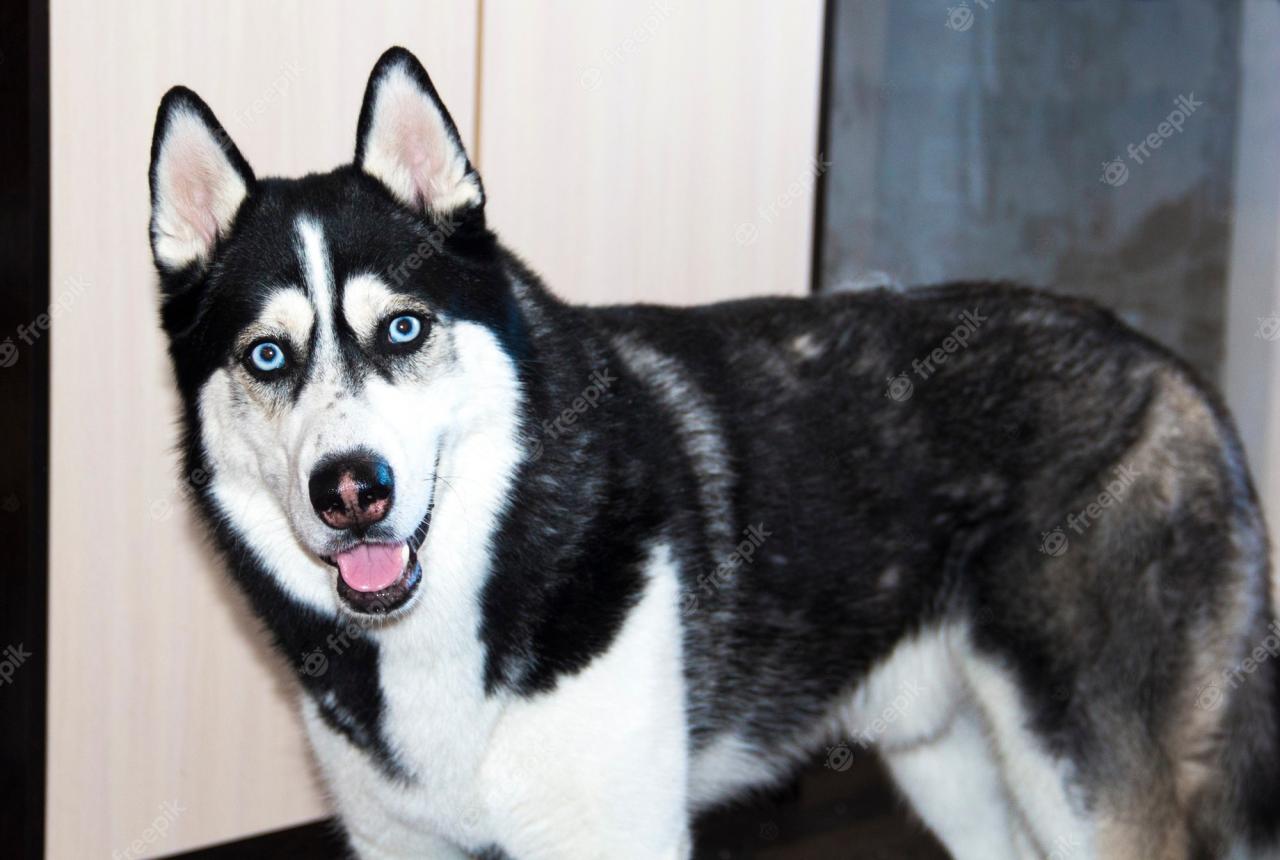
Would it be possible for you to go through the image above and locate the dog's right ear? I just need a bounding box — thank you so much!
[149,87,254,275]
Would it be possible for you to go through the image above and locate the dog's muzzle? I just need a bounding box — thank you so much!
[310,450,435,615]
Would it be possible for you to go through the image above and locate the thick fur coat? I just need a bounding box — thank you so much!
[149,48,1280,860]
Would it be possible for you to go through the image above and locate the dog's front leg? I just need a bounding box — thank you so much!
[477,565,691,860]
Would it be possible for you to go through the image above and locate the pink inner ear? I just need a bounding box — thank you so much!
[362,64,480,213]
[179,180,218,247]
[405,138,435,206]
[166,131,227,247]
[384,82,452,207]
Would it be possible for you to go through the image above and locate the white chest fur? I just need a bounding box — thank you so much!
[304,544,691,860]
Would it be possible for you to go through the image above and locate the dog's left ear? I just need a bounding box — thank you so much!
[355,47,484,221]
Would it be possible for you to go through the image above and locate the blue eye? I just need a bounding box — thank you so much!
[249,341,287,373]
[387,314,423,345]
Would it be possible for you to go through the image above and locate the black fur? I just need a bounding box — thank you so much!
[151,47,1280,857]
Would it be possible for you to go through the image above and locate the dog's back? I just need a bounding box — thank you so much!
[588,281,1280,858]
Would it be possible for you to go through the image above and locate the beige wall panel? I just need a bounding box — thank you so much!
[47,3,478,857]
[478,0,826,306]
[1225,0,1280,560]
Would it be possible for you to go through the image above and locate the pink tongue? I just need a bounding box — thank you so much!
[334,543,407,593]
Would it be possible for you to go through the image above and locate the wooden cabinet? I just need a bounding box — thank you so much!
[46,1,825,856]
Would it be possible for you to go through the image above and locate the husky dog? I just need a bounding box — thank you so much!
[149,47,1280,860]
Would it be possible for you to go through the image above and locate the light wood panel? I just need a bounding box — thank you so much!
[1225,0,1280,561]
[477,0,826,306]
[47,3,477,857]
[49,3,827,856]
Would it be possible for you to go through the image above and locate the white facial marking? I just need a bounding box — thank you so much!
[198,369,335,613]
[239,287,314,351]
[296,217,338,362]
[195,224,528,620]
[343,274,401,342]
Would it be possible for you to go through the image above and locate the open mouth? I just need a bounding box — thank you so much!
[320,460,438,616]
[324,540,423,615]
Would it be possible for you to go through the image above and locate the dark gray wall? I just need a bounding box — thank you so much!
[818,0,1241,381]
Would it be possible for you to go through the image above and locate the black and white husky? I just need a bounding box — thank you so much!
[149,48,1280,860]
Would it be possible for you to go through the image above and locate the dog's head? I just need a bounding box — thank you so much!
[150,48,525,618]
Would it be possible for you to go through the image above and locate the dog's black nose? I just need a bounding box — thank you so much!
[309,452,395,531]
